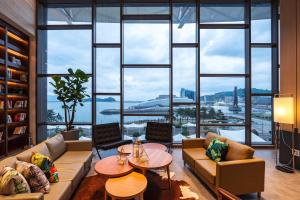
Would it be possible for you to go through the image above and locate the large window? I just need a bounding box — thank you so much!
[37,0,278,145]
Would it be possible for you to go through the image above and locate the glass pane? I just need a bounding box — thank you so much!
[173,4,196,43]
[47,7,91,25]
[124,20,169,64]
[200,126,245,143]
[124,68,169,115]
[39,30,91,74]
[96,48,120,93]
[200,29,245,74]
[200,77,245,124]
[173,105,196,142]
[96,95,120,124]
[124,4,169,15]
[37,77,92,123]
[252,96,272,144]
[251,48,272,93]
[251,2,271,43]
[173,48,196,102]
[200,3,245,24]
[96,6,120,43]
[124,116,168,140]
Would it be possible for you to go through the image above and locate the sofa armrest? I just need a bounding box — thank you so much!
[65,140,92,151]
[0,193,44,200]
[216,158,265,195]
[182,138,205,149]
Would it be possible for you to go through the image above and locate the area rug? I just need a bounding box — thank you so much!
[72,171,198,200]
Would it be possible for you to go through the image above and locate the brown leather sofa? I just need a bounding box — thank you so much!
[0,134,93,200]
[182,132,265,197]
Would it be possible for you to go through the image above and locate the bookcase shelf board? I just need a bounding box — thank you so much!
[0,19,30,157]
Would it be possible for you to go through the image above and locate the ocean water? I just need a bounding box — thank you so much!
[47,101,165,124]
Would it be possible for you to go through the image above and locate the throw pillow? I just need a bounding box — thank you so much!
[0,166,31,195]
[31,152,59,183]
[206,138,229,162]
[45,134,66,161]
[16,161,50,193]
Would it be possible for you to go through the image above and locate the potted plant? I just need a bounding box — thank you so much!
[50,68,90,140]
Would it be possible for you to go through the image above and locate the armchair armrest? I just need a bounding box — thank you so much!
[1,193,44,200]
[216,158,265,195]
[182,138,205,149]
[65,140,92,151]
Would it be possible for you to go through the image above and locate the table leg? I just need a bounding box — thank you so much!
[139,192,144,200]
[166,166,171,190]
[104,190,107,200]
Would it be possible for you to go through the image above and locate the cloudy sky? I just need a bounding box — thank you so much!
[46,13,272,101]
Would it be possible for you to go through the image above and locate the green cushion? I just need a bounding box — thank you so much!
[206,138,229,162]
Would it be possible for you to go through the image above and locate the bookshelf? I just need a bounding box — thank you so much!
[0,19,29,158]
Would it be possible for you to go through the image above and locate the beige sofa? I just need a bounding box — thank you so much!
[182,132,265,197]
[0,134,93,200]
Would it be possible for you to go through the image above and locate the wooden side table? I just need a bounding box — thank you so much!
[128,149,172,189]
[94,156,133,178]
[105,172,147,200]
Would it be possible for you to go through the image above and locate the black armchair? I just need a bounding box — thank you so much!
[93,123,131,159]
[144,122,173,152]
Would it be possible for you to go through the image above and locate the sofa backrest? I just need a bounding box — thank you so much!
[225,139,255,161]
[0,156,17,168]
[16,142,51,163]
[204,132,227,149]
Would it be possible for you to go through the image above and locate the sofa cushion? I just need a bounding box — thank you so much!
[46,134,66,161]
[0,167,31,195]
[16,142,51,163]
[44,181,72,200]
[225,139,255,161]
[55,163,84,191]
[183,148,209,169]
[0,157,17,168]
[204,132,227,149]
[31,152,59,183]
[15,160,50,194]
[54,151,92,169]
[195,160,216,185]
[206,138,229,162]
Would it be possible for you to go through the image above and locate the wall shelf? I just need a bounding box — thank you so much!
[0,19,29,157]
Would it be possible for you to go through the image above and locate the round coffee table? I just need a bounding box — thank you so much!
[128,149,172,189]
[94,156,133,178]
[117,143,167,155]
[105,172,147,200]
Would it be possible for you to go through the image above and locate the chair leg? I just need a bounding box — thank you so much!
[96,148,102,159]
[257,192,261,199]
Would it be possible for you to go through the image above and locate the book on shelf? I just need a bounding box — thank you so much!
[0,84,4,94]
[0,131,3,140]
[13,126,27,135]
[14,113,26,122]
[7,100,13,109]
[14,100,27,108]
[0,101,3,109]
[7,70,12,79]
[7,115,12,123]
[20,73,28,82]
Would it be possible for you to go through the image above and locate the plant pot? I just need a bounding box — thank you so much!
[61,129,80,141]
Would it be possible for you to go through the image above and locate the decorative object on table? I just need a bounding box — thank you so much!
[274,95,296,173]
[117,147,127,165]
[132,132,141,143]
[50,68,90,140]
[139,145,149,163]
[132,139,142,158]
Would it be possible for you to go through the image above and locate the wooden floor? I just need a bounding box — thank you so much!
[89,148,300,200]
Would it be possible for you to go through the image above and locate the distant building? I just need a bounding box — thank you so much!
[180,88,195,101]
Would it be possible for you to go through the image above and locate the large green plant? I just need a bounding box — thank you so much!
[50,68,90,131]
